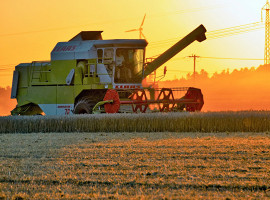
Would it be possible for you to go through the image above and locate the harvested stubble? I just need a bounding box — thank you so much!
[1,111,270,133]
[1,132,270,199]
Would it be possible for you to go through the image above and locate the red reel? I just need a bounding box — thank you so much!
[130,90,148,113]
[103,89,120,113]
[157,88,175,112]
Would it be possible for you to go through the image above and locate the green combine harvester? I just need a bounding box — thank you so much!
[11,25,207,115]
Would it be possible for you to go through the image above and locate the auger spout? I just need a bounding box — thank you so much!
[143,24,207,78]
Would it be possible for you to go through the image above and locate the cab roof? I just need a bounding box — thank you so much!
[69,31,103,41]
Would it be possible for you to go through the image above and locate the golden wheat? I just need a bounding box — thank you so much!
[1,111,270,133]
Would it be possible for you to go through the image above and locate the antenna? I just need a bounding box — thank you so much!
[262,0,270,65]
[126,14,147,40]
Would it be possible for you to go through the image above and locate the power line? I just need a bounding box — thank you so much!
[0,6,222,38]
[207,26,264,39]
[206,22,264,37]
[200,57,264,61]
[0,19,134,37]
[162,56,264,62]
[165,70,221,75]
[208,22,263,34]
[148,55,255,62]
[0,66,15,70]
[152,5,223,17]
[0,69,13,72]
[148,22,264,49]
[0,64,18,67]
[167,70,195,73]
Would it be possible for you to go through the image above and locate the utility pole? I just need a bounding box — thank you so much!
[188,54,200,80]
[262,0,270,65]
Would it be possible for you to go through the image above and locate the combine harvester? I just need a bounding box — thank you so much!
[11,25,207,115]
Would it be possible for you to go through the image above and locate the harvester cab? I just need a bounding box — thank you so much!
[11,25,207,115]
[52,31,147,88]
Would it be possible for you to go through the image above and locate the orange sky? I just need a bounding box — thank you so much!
[0,0,267,87]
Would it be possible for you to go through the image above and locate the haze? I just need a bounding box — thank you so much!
[0,0,269,115]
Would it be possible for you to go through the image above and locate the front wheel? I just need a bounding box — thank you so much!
[74,99,94,114]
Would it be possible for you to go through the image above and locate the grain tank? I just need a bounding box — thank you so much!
[11,25,207,115]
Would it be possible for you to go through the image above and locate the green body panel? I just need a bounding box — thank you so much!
[15,59,113,109]
[57,86,74,104]
[17,66,30,88]
[27,86,57,104]
[83,77,100,85]
[73,84,112,100]
[74,67,83,85]
[50,60,76,85]
[31,64,51,84]
[16,87,30,106]
[17,84,109,108]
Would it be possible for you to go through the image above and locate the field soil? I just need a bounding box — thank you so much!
[0,132,270,199]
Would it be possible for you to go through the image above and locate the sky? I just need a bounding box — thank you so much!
[0,0,267,87]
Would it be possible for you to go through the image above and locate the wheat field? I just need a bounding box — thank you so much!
[0,132,270,199]
[1,111,270,133]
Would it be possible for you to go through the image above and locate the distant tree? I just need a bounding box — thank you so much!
[198,69,209,80]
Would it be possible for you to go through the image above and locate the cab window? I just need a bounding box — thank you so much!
[97,49,103,63]
[114,48,144,83]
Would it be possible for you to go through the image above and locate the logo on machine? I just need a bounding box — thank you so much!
[57,105,71,109]
[57,105,71,115]
[114,85,142,89]
[53,45,77,52]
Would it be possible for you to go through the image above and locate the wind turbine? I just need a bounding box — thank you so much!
[126,14,147,40]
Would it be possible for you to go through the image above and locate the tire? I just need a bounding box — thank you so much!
[74,90,107,114]
[74,99,94,114]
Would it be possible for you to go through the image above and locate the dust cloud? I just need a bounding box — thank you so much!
[0,87,16,116]
[157,64,270,111]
